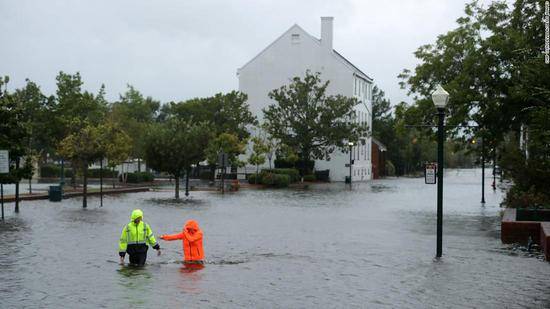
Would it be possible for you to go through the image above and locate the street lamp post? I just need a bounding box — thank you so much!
[348,142,354,186]
[481,137,486,204]
[432,85,449,259]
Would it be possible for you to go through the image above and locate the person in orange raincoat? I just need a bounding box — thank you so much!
[160,220,204,263]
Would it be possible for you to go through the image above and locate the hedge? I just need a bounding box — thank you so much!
[261,168,300,183]
[248,173,260,184]
[40,165,73,178]
[303,174,316,182]
[260,173,290,188]
[87,168,118,178]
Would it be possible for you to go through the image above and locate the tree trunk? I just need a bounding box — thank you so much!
[112,166,116,189]
[15,157,20,213]
[137,158,141,173]
[185,168,190,197]
[210,164,216,182]
[255,164,259,184]
[28,178,32,195]
[175,174,180,199]
[82,164,88,208]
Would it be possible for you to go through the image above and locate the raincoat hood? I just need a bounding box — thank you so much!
[185,220,200,233]
[131,209,144,221]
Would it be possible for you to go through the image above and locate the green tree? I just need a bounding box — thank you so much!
[12,79,53,192]
[205,133,246,169]
[57,121,104,208]
[110,85,160,172]
[248,136,268,183]
[398,0,549,203]
[167,92,256,179]
[263,71,367,174]
[144,119,212,199]
[0,76,33,212]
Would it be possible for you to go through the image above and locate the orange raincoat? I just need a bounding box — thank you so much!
[161,220,204,262]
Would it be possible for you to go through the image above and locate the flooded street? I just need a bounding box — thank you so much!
[1,169,549,308]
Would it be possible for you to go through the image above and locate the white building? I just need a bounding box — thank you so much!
[238,17,373,181]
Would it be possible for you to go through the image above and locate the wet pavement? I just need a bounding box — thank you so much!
[1,169,549,308]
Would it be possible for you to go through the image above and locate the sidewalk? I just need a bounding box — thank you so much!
[0,186,150,203]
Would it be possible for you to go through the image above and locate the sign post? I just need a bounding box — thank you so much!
[425,162,437,185]
[218,152,228,194]
[0,150,9,221]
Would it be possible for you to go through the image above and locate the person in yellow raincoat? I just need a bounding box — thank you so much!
[118,209,161,266]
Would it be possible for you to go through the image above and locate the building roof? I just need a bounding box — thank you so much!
[238,23,373,82]
[372,137,387,151]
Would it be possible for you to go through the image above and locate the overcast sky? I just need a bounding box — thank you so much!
[1,0,496,106]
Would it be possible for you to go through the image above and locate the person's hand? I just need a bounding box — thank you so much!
[157,249,162,256]
[160,235,166,240]
[119,256,124,265]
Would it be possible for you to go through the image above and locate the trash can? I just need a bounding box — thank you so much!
[48,186,63,202]
[345,176,351,184]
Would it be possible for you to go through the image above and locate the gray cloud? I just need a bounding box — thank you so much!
[0,0,496,106]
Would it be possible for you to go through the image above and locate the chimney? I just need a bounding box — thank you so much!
[321,16,334,51]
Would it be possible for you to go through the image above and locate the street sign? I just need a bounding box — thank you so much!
[0,150,8,174]
[425,163,437,184]
[217,152,229,167]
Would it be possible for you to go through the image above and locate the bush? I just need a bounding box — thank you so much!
[260,173,290,188]
[385,160,396,177]
[314,170,330,182]
[303,174,316,182]
[262,168,300,183]
[87,168,118,178]
[123,171,155,183]
[40,164,73,178]
[503,185,550,209]
[248,173,260,184]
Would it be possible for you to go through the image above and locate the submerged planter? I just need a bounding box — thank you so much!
[501,208,550,261]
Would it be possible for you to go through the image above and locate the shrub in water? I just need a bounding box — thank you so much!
[262,168,300,183]
[303,174,316,182]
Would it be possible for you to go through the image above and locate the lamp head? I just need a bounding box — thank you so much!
[431,85,449,109]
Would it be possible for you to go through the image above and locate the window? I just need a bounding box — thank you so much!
[291,34,300,44]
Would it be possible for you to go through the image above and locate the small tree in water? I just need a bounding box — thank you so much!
[144,119,212,199]
[263,71,367,174]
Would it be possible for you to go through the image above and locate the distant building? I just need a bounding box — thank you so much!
[371,138,387,179]
[238,17,374,181]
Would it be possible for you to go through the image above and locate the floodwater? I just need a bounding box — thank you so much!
[0,169,549,308]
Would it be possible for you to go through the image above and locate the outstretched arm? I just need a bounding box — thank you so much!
[183,230,203,242]
[160,232,184,241]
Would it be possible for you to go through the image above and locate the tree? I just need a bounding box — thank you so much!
[57,121,103,208]
[12,79,53,193]
[205,133,247,169]
[263,71,367,174]
[0,76,33,212]
[398,0,549,204]
[168,92,257,179]
[110,85,160,172]
[53,72,108,187]
[101,118,133,188]
[248,136,268,183]
[58,120,131,208]
[144,119,212,199]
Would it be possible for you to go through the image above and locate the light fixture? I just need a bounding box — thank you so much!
[431,85,449,109]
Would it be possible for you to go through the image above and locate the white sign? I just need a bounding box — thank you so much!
[0,150,9,174]
[425,163,437,185]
